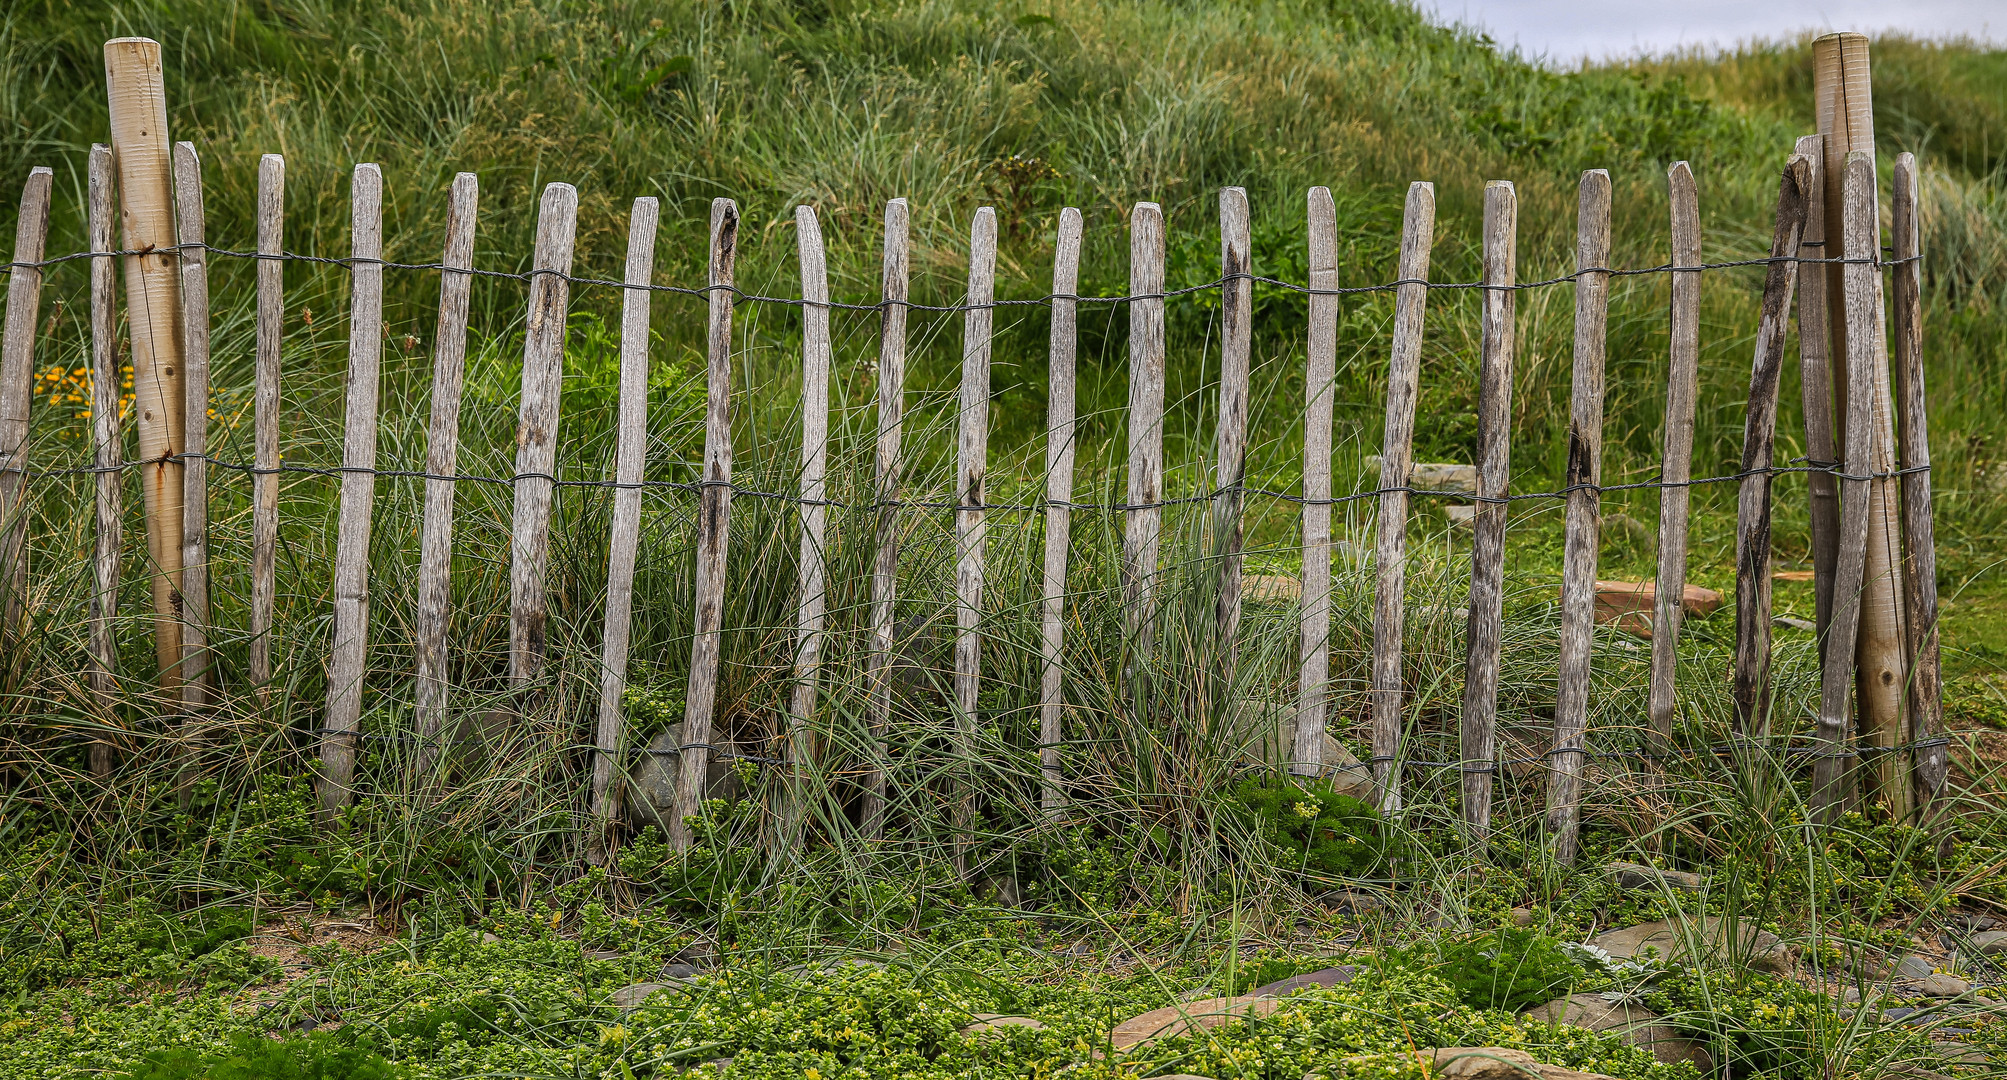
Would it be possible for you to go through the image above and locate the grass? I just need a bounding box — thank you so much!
[0,1,2005,1077]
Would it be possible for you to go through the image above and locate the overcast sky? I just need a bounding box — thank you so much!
[1423,0,2001,67]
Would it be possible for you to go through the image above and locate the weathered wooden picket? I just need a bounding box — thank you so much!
[0,34,1952,860]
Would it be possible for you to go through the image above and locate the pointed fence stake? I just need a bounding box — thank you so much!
[787,204,832,843]
[1214,187,1250,680]
[1123,203,1166,681]
[862,199,909,839]
[509,183,579,687]
[1040,206,1083,818]
[249,154,284,696]
[172,143,211,701]
[952,207,997,872]
[1648,161,1702,748]
[87,146,121,778]
[0,167,52,645]
[1891,152,1945,817]
[1461,180,1515,845]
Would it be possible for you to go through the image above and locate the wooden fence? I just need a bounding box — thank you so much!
[0,127,1949,861]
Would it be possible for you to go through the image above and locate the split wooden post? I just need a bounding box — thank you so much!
[1795,135,1841,649]
[1297,188,1340,782]
[1123,203,1167,677]
[1813,150,1888,820]
[788,204,833,833]
[953,207,997,870]
[1544,169,1611,865]
[1039,206,1083,817]
[1732,155,1815,739]
[589,196,659,856]
[0,167,52,643]
[509,183,579,687]
[319,163,385,819]
[1214,188,1251,674]
[412,173,479,776]
[1648,162,1702,747]
[87,146,122,778]
[1816,34,1909,808]
[1362,183,1436,803]
[172,143,210,701]
[1460,180,1515,843]
[861,198,909,839]
[105,37,186,689]
[249,155,283,695]
[671,198,739,852]
[1891,152,1945,816]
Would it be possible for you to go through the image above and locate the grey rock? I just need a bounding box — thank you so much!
[1242,703,1375,801]
[961,1013,1048,1035]
[1605,862,1704,892]
[1969,930,2007,956]
[1917,974,1970,998]
[1952,915,1997,934]
[1896,954,1938,980]
[1362,456,1478,494]
[978,874,1021,907]
[1508,907,1537,927]
[1252,966,1357,998]
[1523,995,1713,1072]
[661,963,705,979]
[625,724,743,828]
[611,982,674,1009]
[1588,916,1795,974]
[1323,892,1383,914]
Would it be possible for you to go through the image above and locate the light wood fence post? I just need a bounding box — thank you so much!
[1545,169,1610,865]
[172,143,211,701]
[788,204,832,841]
[0,167,52,646]
[319,163,385,819]
[1123,203,1166,680]
[413,173,479,778]
[953,207,997,872]
[509,183,579,687]
[1215,188,1250,675]
[249,155,283,696]
[1648,162,1702,748]
[1460,180,1515,845]
[862,198,909,839]
[1795,135,1841,652]
[1732,155,1814,739]
[1362,182,1435,803]
[1297,188,1338,782]
[1040,207,1083,817]
[672,198,739,851]
[87,146,122,778]
[1891,152,1945,817]
[589,196,659,859]
[105,37,186,691]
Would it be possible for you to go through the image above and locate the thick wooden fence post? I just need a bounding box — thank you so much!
[1123,203,1166,678]
[1362,182,1435,802]
[589,196,659,858]
[1297,188,1338,781]
[413,173,479,776]
[862,198,908,839]
[250,155,283,695]
[1461,180,1515,844]
[1545,169,1611,865]
[1813,150,1888,820]
[319,163,385,819]
[788,204,832,838]
[672,198,739,851]
[1795,135,1841,651]
[105,37,186,690]
[1732,155,1815,739]
[953,207,997,871]
[1815,34,1909,813]
[509,183,578,686]
[1040,206,1083,817]
[0,167,52,644]
[1648,162,1702,748]
[1891,152,1945,816]
[87,146,121,778]
[1214,188,1250,674]
[172,143,211,700]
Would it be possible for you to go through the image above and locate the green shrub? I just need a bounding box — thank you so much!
[122,1033,403,1080]
[1227,778,1398,878]
[1404,927,1583,1012]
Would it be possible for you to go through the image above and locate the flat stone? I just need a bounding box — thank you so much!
[1363,456,1478,494]
[583,948,625,962]
[1443,504,1477,527]
[1323,892,1383,914]
[1896,954,1937,980]
[961,1013,1048,1035]
[1969,931,2007,956]
[1590,581,1722,638]
[1251,967,1357,998]
[1605,862,1705,892]
[1523,995,1714,1072]
[611,982,673,1009]
[1240,704,1376,802]
[1508,908,1536,927]
[661,963,705,979]
[1243,575,1302,604]
[1109,996,1280,1050]
[626,724,742,828]
[1916,974,1970,998]
[1589,916,1794,974]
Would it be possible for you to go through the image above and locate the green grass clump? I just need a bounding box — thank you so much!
[1227,778,1401,879]
[1397,926,1582,1013]
[124,1034,403,1080]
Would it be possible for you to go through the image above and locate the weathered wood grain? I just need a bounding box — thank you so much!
[672,198,740,851]
[1461,180,1515,844]
[87,146,121,778]
[953,207,997,869]
[318,162,385,819]
[1040,206,1083,818]
[249,154,284,694]
[1298,188,1340,782]
[862,198,909,839]
[1543,169,1611,865]
[1732,156,1814,740]
[171,143,210,702]
[413,173,479,776]
[589,196,659,856]
[1123,203,1166,676]
[1648,161,1702,747]
[1215,187,1250,675]
[509,183,579,686]
[1794,135,1841,651]
[1891,152,1943,817]
[0,166,52,642]
[789,204,832,831]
